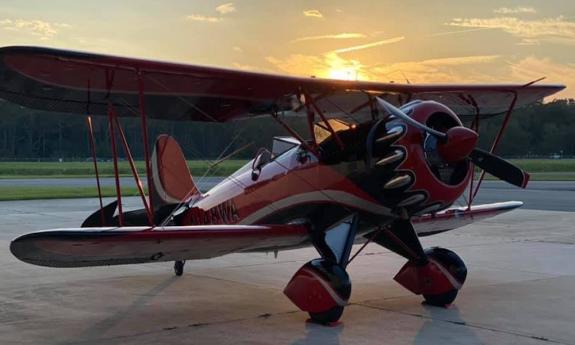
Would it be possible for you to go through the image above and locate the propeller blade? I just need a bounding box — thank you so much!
[375,97,447,139]
[469,148,530,188]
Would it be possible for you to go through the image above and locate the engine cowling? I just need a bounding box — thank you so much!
[366,100,472,215]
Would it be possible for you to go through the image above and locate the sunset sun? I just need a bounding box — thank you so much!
[328,67,358,80]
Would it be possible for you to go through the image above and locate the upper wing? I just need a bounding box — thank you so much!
[10,224,308,267]
[0,46,565,121]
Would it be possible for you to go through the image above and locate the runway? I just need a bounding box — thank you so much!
[2,177,575,211]
[1,186,575,344]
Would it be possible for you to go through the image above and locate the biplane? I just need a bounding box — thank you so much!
[2,46,565,324]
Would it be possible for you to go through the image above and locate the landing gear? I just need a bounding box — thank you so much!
[393,246,467,307]
[371,220,467,307]
[422,247,467,306]
[285,259,351,325]
[284,215,358,324]
[174,260,185,276]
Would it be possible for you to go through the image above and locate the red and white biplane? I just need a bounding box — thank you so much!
[2,46,565,324]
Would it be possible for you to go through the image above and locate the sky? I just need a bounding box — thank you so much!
[0,0,574,98]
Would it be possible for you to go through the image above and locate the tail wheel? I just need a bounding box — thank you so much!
[174,260,185,276]
[309,306,344,325]
[422,247,467,307]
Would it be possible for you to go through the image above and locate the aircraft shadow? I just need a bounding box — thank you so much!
[291,320,343,345]
[414,304,482,345]
[58,275,179,344]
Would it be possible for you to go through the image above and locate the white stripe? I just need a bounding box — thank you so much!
[303,267,349,307]
[239,190,394,225]
[428,258,463,290]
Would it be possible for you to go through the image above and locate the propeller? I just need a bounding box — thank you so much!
[469,148,529,188]
[376,97,529,188]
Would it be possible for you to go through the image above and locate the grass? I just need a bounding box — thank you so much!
[508,159,575,172]
[0,186,142,201]
[0,160,247,178]
[478,159,575,181]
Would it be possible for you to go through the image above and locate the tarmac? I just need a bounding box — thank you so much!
[1,190,575,344]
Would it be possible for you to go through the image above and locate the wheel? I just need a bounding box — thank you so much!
[308,306,344,325]
[422,247,467,307]
[174,260,185,276]
[284,259,351,325]
[423,289,458,306]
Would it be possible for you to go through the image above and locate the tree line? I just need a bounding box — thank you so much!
[0,98,573,161]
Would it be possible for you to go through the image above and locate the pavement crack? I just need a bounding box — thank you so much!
[353,301,570,345]
[59,309,302,344]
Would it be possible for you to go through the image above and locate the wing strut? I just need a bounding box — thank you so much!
[86,116,105,226]
[107,102,124,226]
[271,110,319,157]
[304,92,345,150]
[467,101,480,210]
[471,90,519,201]
[138,70,155,225]
[114,114,154,225]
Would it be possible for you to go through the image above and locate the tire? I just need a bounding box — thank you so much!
[423,289,458,306]
[309,306,344,325]
[174,260,185,276]
[422,247,467,307]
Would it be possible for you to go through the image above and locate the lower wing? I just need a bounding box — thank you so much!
[10,201,521,268]
[10,224,308,267]
[412,201,523,236]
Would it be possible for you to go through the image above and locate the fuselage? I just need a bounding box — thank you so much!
[176,101,473,236]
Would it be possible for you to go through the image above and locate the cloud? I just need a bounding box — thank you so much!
[185,14,222,23]
[446,16,575,44]
[510,57,574,98]
[0,18,70,40]
[216,3,236,15]
[517,38,540,46]
[494,7,536,14]
[266,36,404,80]
[266,52,370,79]
[233,46,243,52]
[370,55,501,83]
[292,32,366,43]
[266,50,574,98]
[265,53,504,83]
[232,62,259,71]
[332,36,405,54]
[303,10,323,19]
[187,4,235,24]
[266,54,325,77]
[429,27,495,37]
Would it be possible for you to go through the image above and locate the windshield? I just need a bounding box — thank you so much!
[272,136,300,157]
[313,119,353,144]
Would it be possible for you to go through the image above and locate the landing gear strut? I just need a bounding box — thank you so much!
[284,215,358,324]
[174,260,185,276]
